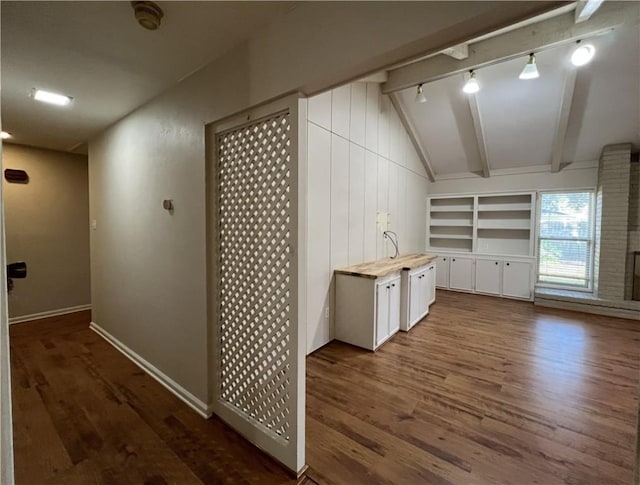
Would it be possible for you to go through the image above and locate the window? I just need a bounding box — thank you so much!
[537,191,595,290]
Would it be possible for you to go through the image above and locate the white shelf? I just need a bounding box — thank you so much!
[477,224,531,230]
[478,205,531,212]
[430,222,473,227]
[428,191,535,257]
[429,235,473,240]
[430,208,474,213]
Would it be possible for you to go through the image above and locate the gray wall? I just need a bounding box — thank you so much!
[3,144,90,319]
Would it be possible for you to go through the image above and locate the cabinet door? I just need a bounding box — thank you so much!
[388,277,401,335]
[435,256,450,288]
[408,272,423,324]
[375,282,389,346]
[475,259,501,295]
[502,261,532,299]
[426,264,436,305]
[449,257,474,291]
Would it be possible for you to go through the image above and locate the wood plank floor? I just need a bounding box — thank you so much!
[306,290,640,485]
[10,311,313,485]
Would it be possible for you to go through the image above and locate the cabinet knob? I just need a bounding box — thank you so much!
[386,286,390,289]
[506,262,510,266]
[495,261,498,265]
[452,258,456,262]
[392,283,396,287]
[443,258,447,261]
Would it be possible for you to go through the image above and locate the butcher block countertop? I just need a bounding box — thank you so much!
[335,253,437,279]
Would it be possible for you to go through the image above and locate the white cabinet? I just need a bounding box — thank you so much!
[388,278,401,335]
[400,263,436,332]
[375,281,390,346]
[450,257,474,291]
[435,256,450,288]
[502,261,532,299]
[435,252,533,301]
[426,264,436,305]
[376,276,400,346]
[475,259,501,295]
[335,272,401,351]
[408,270,425,325]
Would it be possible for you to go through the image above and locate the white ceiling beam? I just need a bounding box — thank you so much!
[388,92,436,182]
[575,0,606,23]
[550,69,578,173]
[357,72,389,84]
[465,83,490,178]
[442,44,469,60]
[382,1,635,94]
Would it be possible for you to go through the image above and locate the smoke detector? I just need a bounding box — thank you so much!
[131,1,164,31]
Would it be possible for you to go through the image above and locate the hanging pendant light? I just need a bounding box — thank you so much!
[415,84,427,103]
[519,53,540,80]
[463,71,480,94]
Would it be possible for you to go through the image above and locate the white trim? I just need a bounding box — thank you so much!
[89,321,212,419]
[534,298,640,321]
[9,304,92,325]
[433,160,599,181]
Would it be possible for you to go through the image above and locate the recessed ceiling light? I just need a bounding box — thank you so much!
[519,53,540,80]
[1,131,12,139]
[571,44,595,66]
[415,84,427,103]
[33,89,73,106]
[463,71,480,94]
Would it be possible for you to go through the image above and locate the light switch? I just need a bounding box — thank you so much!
[91,219,97,230]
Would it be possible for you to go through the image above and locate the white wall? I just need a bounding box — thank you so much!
[88,2,565,406]
[306,82,428,354]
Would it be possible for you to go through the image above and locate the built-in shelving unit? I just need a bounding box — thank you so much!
[427,196,475,253]
[427,192,535,257]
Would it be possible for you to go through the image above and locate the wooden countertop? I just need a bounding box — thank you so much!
[335,253,437,279]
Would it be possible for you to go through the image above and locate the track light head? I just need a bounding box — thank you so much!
[519,53,540,80]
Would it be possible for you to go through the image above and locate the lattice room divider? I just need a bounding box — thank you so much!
[207,96,306,474]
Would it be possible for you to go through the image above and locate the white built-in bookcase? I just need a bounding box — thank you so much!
[427,192,536,257]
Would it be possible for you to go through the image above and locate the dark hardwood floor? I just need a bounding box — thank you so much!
[11,293,640,484]
[10,311,312,485]
[306,290,640,485]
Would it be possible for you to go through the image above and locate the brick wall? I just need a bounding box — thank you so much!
[596,144,631,301]
[627,160,640,299]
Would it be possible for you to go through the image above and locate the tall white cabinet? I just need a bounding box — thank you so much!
[427,192,536,301]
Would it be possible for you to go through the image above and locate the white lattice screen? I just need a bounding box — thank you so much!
[216,112,293,441]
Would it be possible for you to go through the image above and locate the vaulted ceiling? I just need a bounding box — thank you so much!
[390,1,640,179]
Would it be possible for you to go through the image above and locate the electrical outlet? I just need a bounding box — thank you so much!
[325,306,329,319]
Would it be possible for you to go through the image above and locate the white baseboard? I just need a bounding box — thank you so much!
[89,321,212,419]
[535,298,640,321]
[9,304,92,325]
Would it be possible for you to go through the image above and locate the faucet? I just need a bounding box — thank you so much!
[383,231,399,259]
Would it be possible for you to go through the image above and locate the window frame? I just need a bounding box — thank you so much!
[535,189,596,293]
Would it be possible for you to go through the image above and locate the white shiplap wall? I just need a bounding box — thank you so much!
[306,82,428,354]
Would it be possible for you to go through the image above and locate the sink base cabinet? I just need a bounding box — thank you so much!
[400,263,436,332]
[335,273,401,351]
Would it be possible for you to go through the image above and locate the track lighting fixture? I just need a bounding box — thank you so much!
[571,43,595,66]
[415,84,427,103]
[463,71,480,94]
[519,53,540,80]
